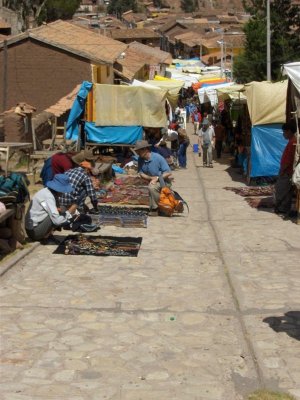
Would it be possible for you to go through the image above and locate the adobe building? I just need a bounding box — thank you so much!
[0,20,127,113]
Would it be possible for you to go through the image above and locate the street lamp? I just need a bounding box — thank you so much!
[267,0,271,80]
[217,40,224,78]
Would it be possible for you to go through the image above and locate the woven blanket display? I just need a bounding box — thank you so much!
[97,176,149,206]
[53,235,143,257]
[224,186,274,197]
[97,206,148,228]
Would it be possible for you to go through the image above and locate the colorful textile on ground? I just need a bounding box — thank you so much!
[224,186,274,197]
[245,197,274,209]
[97,206,148,228]
[97,176,149,206]
[53,234,142,257]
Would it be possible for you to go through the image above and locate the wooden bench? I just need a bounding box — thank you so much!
[0,143,32,176]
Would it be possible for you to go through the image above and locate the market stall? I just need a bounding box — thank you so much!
[244,80,288,178]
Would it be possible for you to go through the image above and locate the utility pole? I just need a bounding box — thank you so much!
[231,47,233,82]
[267,0,271,80]
[220,40,224,78]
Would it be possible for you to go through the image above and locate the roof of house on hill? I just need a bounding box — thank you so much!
[0,20,127,65]
[121,13,148,23]
[114,47,147,80]
[128,41,172,64]
[201,33,245,49]
[158,19,188,33]
[174,30,204,47]
[110,28,160,40]
[166,26,191,44]
[217,15,240,23]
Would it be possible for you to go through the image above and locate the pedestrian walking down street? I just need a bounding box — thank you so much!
[198,119,215,167]
[214,120,226,159]
[191,107,202,134]
[177,129,190,168]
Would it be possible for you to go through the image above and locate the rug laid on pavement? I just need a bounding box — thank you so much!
[97,176,149,206]
[97,206,148,228]
[224,186,274,197]
[53,234,143,257]
[98,187,149,206]
[245,197,274,208]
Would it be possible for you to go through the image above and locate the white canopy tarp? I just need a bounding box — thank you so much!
[244,81,288,125]
[217,84,247,102]
[283,62,300,94]
[198,82,235,106]
[165,68,199,88]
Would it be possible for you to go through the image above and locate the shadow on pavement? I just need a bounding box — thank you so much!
[263,311,300,341]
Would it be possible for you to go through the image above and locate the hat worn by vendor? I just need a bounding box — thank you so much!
[46,174,73,193]
[134,140,151,151]
[71,150,97,165]
[202,118,210,126]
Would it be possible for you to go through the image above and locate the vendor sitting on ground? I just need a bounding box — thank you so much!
[41,150,97,185]
[59,156,99,214]
[274,121,297,216]
[25,174,76,243]
[134,140,174,216]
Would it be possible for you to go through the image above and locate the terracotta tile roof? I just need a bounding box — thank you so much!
[28,20,127,64]
[166,26,189,44]
[45,84,81,116]
[201,33,245,49]
[122,13,148,23]
[158,19,186,33]
[128,41,172,64]
[114,47,146,80]
[110,28,160,40]
[174,30,204,47]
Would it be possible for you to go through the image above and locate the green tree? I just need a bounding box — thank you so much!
[181,0,198,12]
[3,0,80,30]
[107,0,138,18]
[234,0,300,82]
[38,0,81,23]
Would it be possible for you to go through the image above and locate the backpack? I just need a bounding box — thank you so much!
[158,187,184,217]
[40,157,54,186]
[292,162,300,189]
[0,173,30,203]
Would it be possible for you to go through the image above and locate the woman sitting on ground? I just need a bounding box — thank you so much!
[25,174,76,244]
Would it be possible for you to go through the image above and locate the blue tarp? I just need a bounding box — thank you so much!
[250,124,287,177]
[66,81,93,140]
[66,81,143,144]
[85,123,143,144]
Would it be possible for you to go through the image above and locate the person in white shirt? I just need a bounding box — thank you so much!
[25,174,76,243]
[198,119,215,167]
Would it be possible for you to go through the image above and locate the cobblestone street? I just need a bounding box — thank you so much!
[1,125,299,400]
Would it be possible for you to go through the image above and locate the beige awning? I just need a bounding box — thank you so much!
[94,84,168,127]
[244,81,288,125]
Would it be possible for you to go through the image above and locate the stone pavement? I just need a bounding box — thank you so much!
[1,124,300,400]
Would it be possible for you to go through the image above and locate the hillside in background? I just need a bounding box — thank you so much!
[155,0,245,13]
